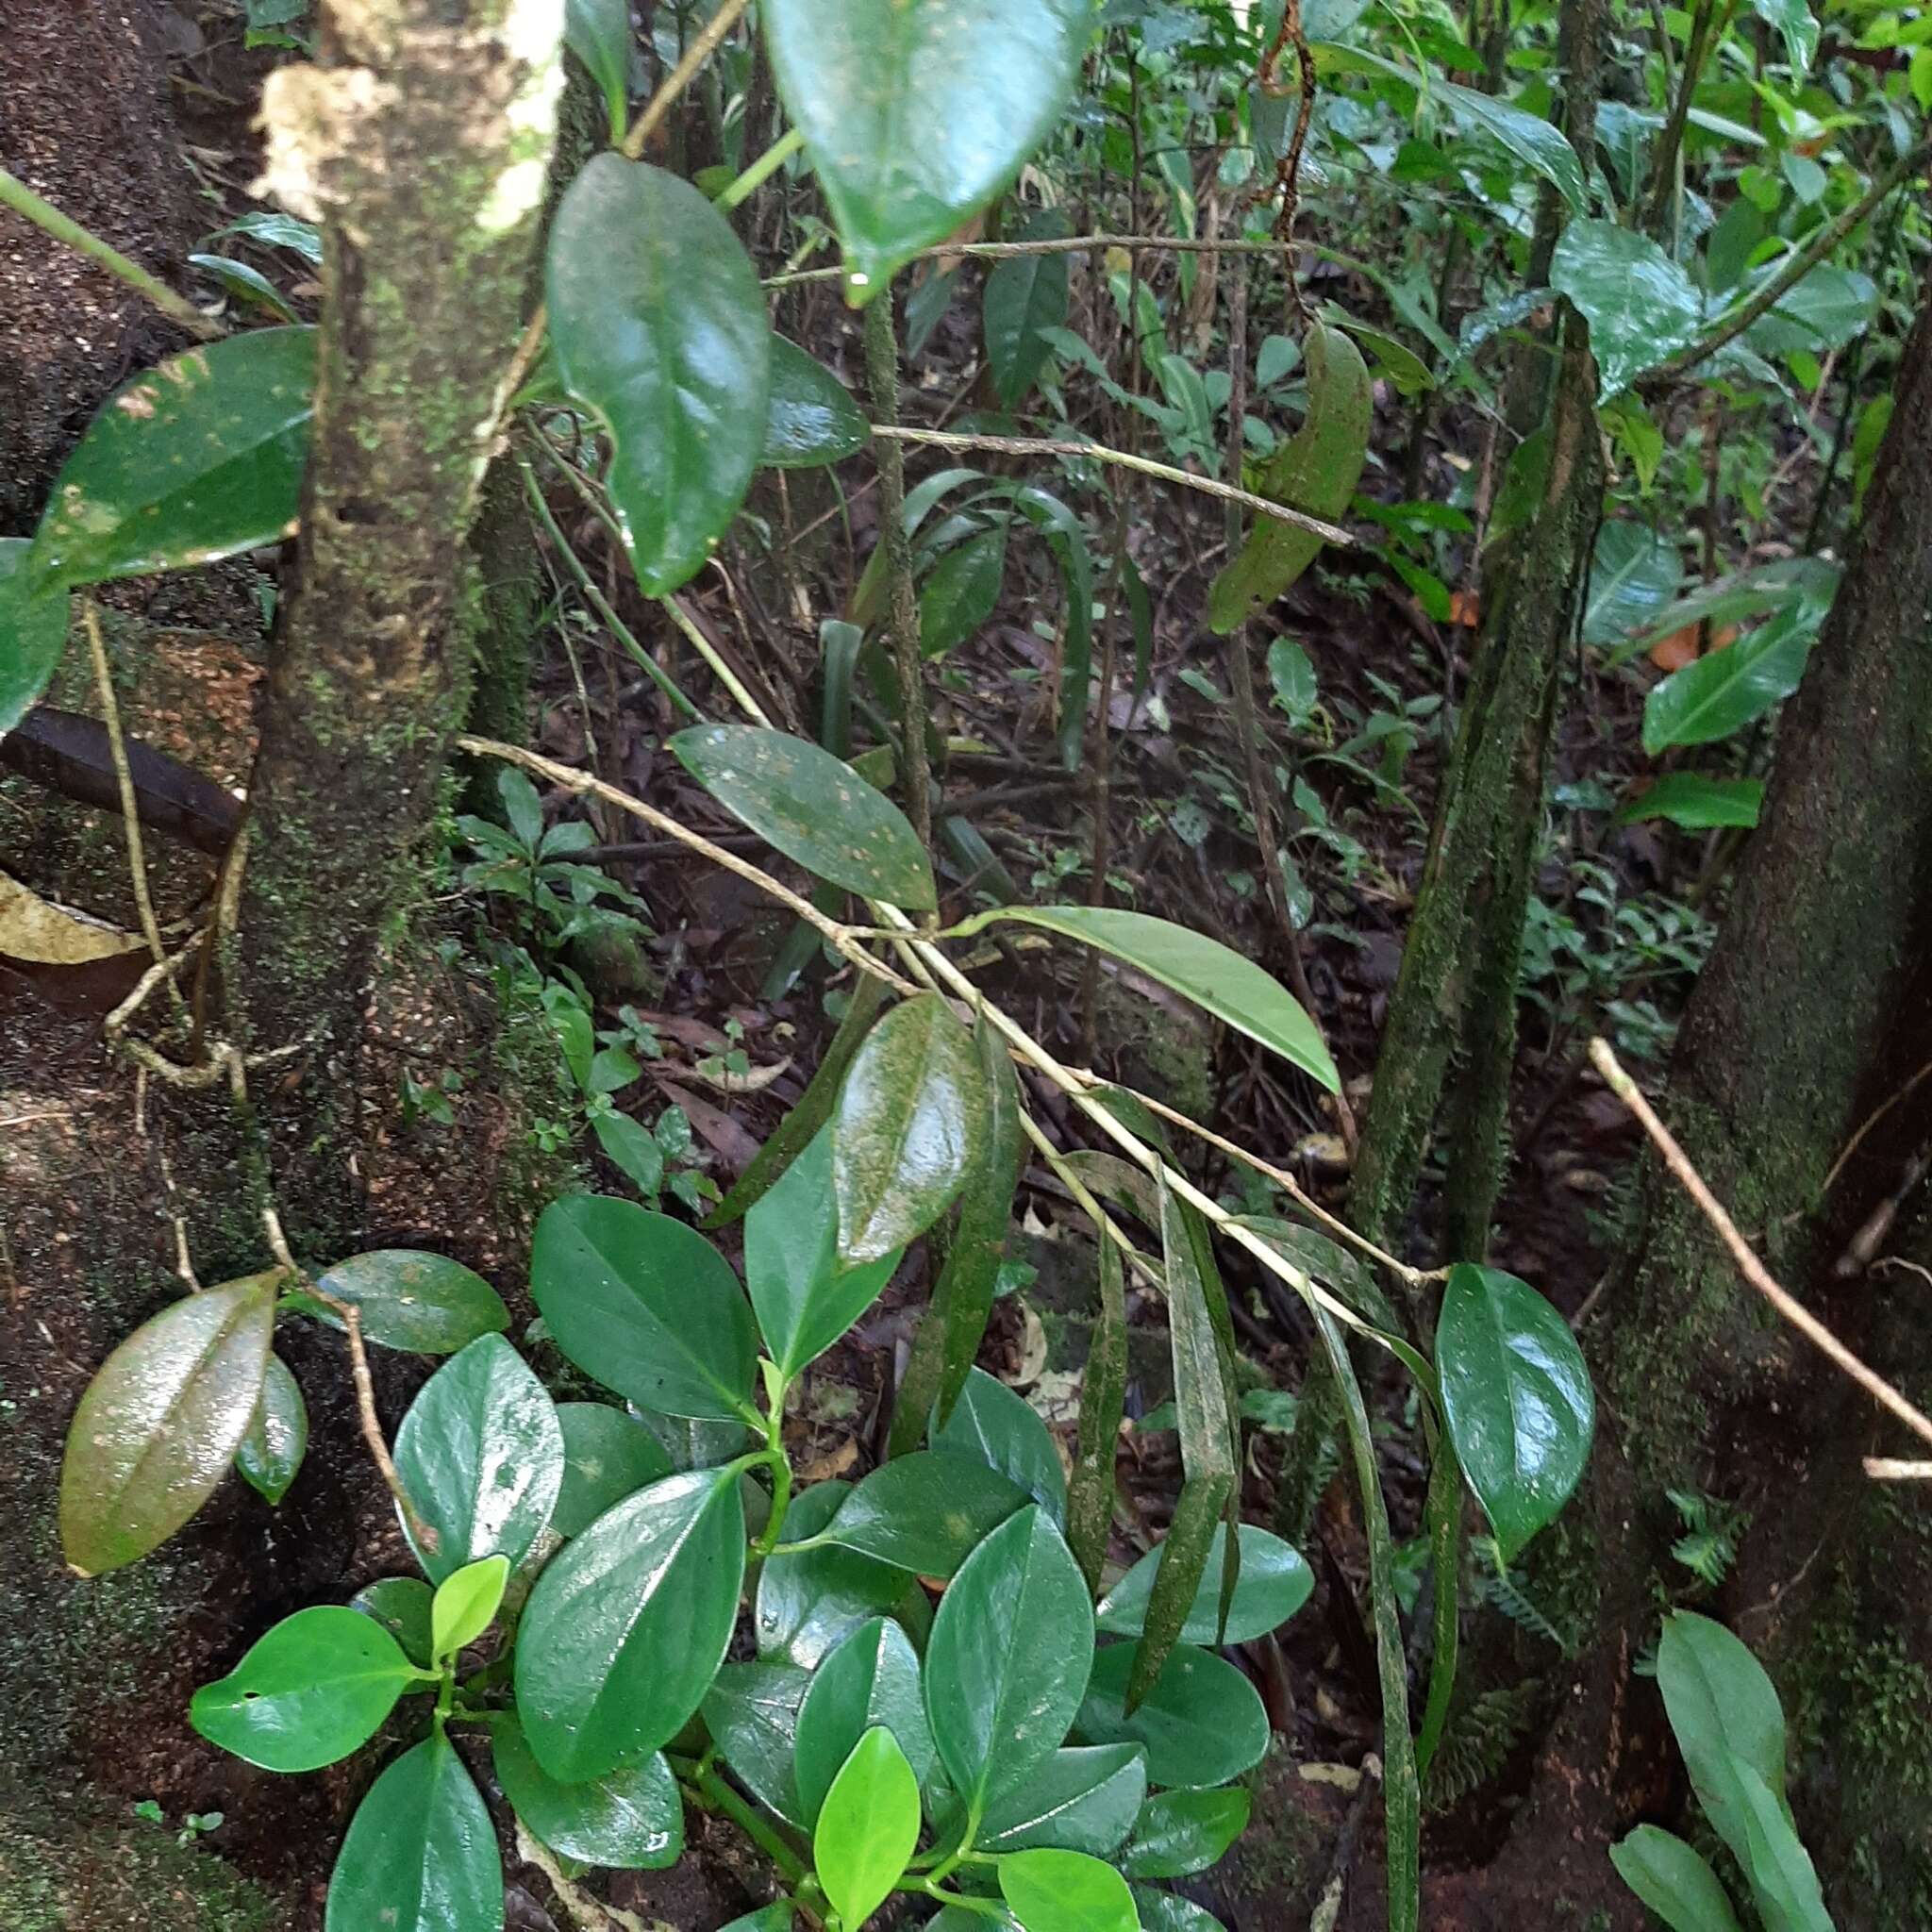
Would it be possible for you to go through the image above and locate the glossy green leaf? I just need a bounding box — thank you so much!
[1744,264,1875,358]
[975,1745,1146,1856]
[795,1616,936,1822]
[929,1367,1067,1524]
[304,1249,509,1355]
[833,991,992,1263]
[565,0,631,141]
[763,0,1092,294]
[349,1576,435,1667]
[531,1193,758,1421]
[493,1720,684,1870]
[324,1734,502,1932]
[547,155,771,594]
[1437,1263,1594,1563]
[1208,322,1369,634]
[670,723,937,911]
[998,1847,1139,1932]
[187,253,298,323]
[31,326,316,588]
[1131,1889,1228,1932]
[1610,1826,1745,1932]
[235,1352,308,1507]
[745,1124,901,1375]
[926,1506,1092,1815]
[553,1402,676,1538]
[985,209,1072,406]
[704,1661,811,1826]
[816,1451,1028,1575]
[964,905,1337,1091]
[192,1605,424,1773]
[814,1727,922,1928]
[1074,1642,1270,1790]
[431,1555,509,1662]
[1099,1524,1311,1647]
[1549,220,1704,400]
[921,525,1008,658]
[58,1271,277,1575]
[1614,774,1763,830]
[763,336,869,469]
[755,1480,932,1669]
[1437,77,1587,209]
[392,1334,564,1582]
[0,538,69,735]
[1581,522,1681,647]
[1642,608,1816,754]
[1067,1236,1126,1593]
[516,1466,747,1780]
[1120,1788,1251,1878]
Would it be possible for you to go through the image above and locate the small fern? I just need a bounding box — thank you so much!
[1667,1488,1748,1588]
[1422,1680,1542,1811]
[1471,1536,1581,1656]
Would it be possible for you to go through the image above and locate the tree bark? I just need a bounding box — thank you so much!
[235,0,565,1220]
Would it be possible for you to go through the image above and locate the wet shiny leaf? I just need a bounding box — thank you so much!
[58,1271,277,1575]
[794,1616,935,1822]
[763,336,868,469]
[1131,1888,1228,1932]
[493,1719,685,1869]
[975,1745,1146,1856]
[1119,1787,1252,1878]
[304,1249,509,1355]
[814,1727,921,1927]
[547,156,770,594]
[1550,219,1704,399]
[235,1352,308,1507]
[670,723,937,910]
[816,1451,1028,1576]
[704,1660,811,1826]
[920,525,1007,658]
[929,1366,1067,1524]
[1098,1524,1312,1647]
[755,1480,932,1669]
[1613,774,1763,830]
[552,1402,675,1538]
[1074,1641,1270,1790]
[0,538,69,736]
[349,1576,436,1667]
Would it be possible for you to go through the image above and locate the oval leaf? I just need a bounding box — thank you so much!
[833,991,992,1262]
[1613,773,1763,830]
[192,1605,423,1773]
[58,1271,277,1575]
[795,1616,936,1823]
[431,1554,510,1662]
[1437,1263,1594,1563]
[32,326,316,588]
[976,1745,1147,1856]
[967,905,1338,1091]
[763,336,869,469]
[813,1727,922,1928]
[1119,1787,1252,1878]
[1610,1825,1745,1932]
[516,1467,747,1781]
[324,1734,502,1932]
[929,1365,1068,1524]
[1074,1641,1271,1790]
[547,154,771,594]
[704,1660,812,1826]
[816,1450,1028,1575]
[763,0,1092,294]
[493,1719,685,1869]
[0,537,70,735]
[998,1847,1139,1932]
[392,1334,565,1582]
[756,1480,932,1669]
[531,1193,758,1421]
[305,1249,509,1354]
[670,723,937,910]
[235,1351,308,1507]
[1098,1524,1312,1647]
[553,1401,676,1538]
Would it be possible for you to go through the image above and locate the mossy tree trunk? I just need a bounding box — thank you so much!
[234,0,564,1219]
[1488,261,1932,1924]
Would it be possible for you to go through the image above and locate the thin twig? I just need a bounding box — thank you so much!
[870,425,1355,544]
[1864,1458,1932,1481]
[1591,1038,1932,1452]
[83,602,171,977]
[1821,1056,1932,1198]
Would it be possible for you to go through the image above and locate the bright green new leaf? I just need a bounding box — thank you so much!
[0,538,69,735]
[431,1555,510,1662]
[756,1481,931,1669]
[1614,774,1763,830]
[745,1124,901,1374]
[1610,1825,1745,1932]
[1436,1264,1594,1563]
[1550,221,1704,400]
[794,1616,936,1822]
[493,1720,684,1869]
[670,722,937,910]
[998,1847,1140,1932]
[349,1576,436,1667]
[1581,522,1681,647]
[816,1451,1028,1575]
[30,326,316,589]
[530,1193,758,1421]
[516,1467,746,1781]
[324,1734,502,1932]
[192,1606,424,1773]
[763,336,869,469]
[921,525,1008,658]
[1120,1787,1252,1878]
[235,1352,308,1507]
[762,0,1093,294]
[58,1270,277,1575]
[975,1745,1147,1856]
[926,1505,1093,1814]
[1099,1524,1312,1647]
[832,991,992,1263]
[392,1333,565,1582]
[303,1249,509,1355]
[704,1661,812,1826]
[813,1727,922,1928]
[929,1366,1067,1524]
[960,906,1338,1091]
[1642,608,1816,754]
[1074,1641,1271,1790]
[547,155,771,594]
[552,1402,675,1538]
[565,0,631,141]
[985,208,1072,405]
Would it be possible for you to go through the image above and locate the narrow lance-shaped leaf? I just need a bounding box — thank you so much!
[1066,1233,1127,1592]
[1641,607,1817,754]
[59,1271,278,1575]
[565,0,631,142]
[921,525,1008,658]
[0,538,70,735]
[1614,774,1764,830]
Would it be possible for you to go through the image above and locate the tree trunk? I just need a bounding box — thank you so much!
[234,0,564,1223]
[1488,258,1932,1925]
